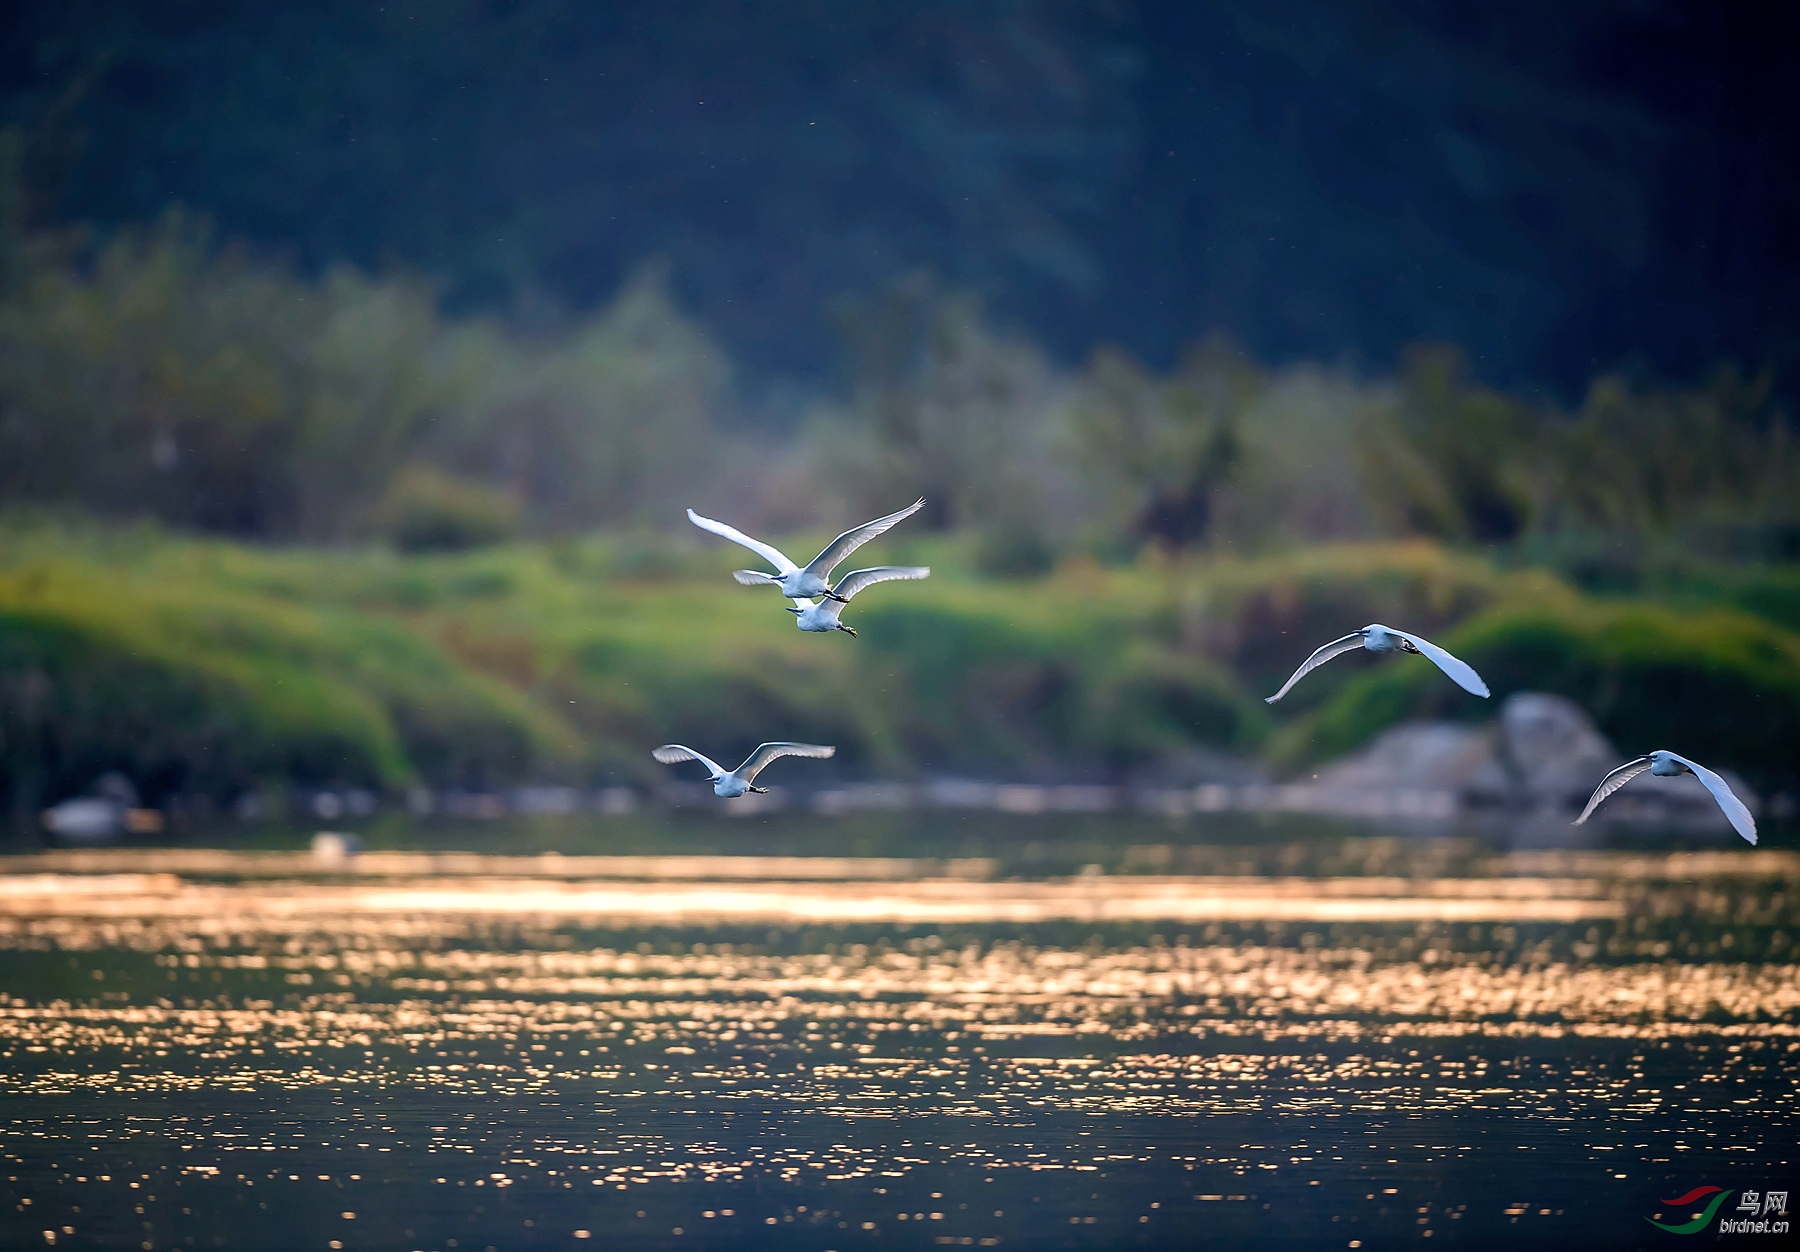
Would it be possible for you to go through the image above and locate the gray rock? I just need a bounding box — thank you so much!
[1312,721,1496,793]
[1304,692,1756,836]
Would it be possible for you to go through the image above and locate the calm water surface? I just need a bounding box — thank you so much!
[0,817,1794,1250]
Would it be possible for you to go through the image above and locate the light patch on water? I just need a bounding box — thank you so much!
[0,845,1793,1249]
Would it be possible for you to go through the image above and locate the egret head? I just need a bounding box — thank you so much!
[1647,749,1688,776]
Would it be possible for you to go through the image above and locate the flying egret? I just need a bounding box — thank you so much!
[687,499,925,601]
[1265,623,1491,703]
[651,741,835,797]
[786,566,930,636]
[1574,749,1757,844]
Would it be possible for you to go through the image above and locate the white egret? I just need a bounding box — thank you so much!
[785,566,930,636]
[687,499,925,601]
[1265,623,1490,703]
[1574,749,1757,844]
[651,741,836,797]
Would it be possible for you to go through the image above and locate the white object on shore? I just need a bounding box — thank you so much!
[311,831,365,865]
[42,798,126,842]
[652,742,836,797]
[42,798,165,840]
[686,499,925,601]
[1575,750,1757,845]
[1265,623,1491,703]
[787,566,931,635]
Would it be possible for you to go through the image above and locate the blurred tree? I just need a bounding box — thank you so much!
[429,260,729,531]
[813,276,1071,572]
[1352,347,1798,560]
[1354,346,1545,544]
[0,191,729,539]
[1066,339,1253,550]
[373,465,521,553]
[1546,368,1799,565]
[0,210,456,537]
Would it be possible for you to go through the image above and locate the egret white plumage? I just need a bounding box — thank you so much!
[686,499,925,601]
[1265,623,1490,703]
[1574,749,1757,844]
[785,566,930,636]
[651,741,836,797]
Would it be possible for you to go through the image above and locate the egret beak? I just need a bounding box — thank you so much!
[785,606,802,614]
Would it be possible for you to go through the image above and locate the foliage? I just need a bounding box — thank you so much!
[373,466,522,554]
[5,522,1794,818]
[809,278,1077,570]
[7,2,1792,397]
[0,520,1271,810]
[1354,348,1799,553]
[0,524,581,818]
[1065,340,1250,549]
[423,260,730,531]
[0,202,728,541]
[0,212,457,537]
[1354,347,1545,543]
[1548,369,1799,549]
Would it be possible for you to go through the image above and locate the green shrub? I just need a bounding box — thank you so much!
[0,539,579,810]
[3,522,1794,809]
[375,465,520,552]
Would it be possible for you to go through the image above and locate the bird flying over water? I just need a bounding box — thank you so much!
[651,741,836,797]
[1264,623,1490,704]
[1574,750,1757,844]
[786,566,930,636]
[686,499,925,601]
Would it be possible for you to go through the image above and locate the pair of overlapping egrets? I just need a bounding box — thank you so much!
[651,501,928,797]
[653,503,1756,843]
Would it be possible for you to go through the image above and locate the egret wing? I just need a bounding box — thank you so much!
[652,744,727,778]
[1573,756,1653,826]
[736,741,836,784]
[733,569,784,587]
[1388,628,1491,697]
[831,565,931,602]
[802,499,926,580]
[1665,752,1758,845]
[686,509,799,574]
[1264,633,1365,704]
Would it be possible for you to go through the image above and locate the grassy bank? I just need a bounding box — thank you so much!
[2,519,1797,813]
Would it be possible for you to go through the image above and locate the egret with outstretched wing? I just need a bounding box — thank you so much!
[687,500,925,601]
[1574,750,1757,844]
[787,566,931,636]
[652,742,836,798]
[1265,624,1490,703]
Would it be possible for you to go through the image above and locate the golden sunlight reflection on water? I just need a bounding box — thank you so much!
[0,845,1794,1249]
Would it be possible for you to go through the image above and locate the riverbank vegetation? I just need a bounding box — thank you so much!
[1,185,1796,816]
[3,520,1798,822]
